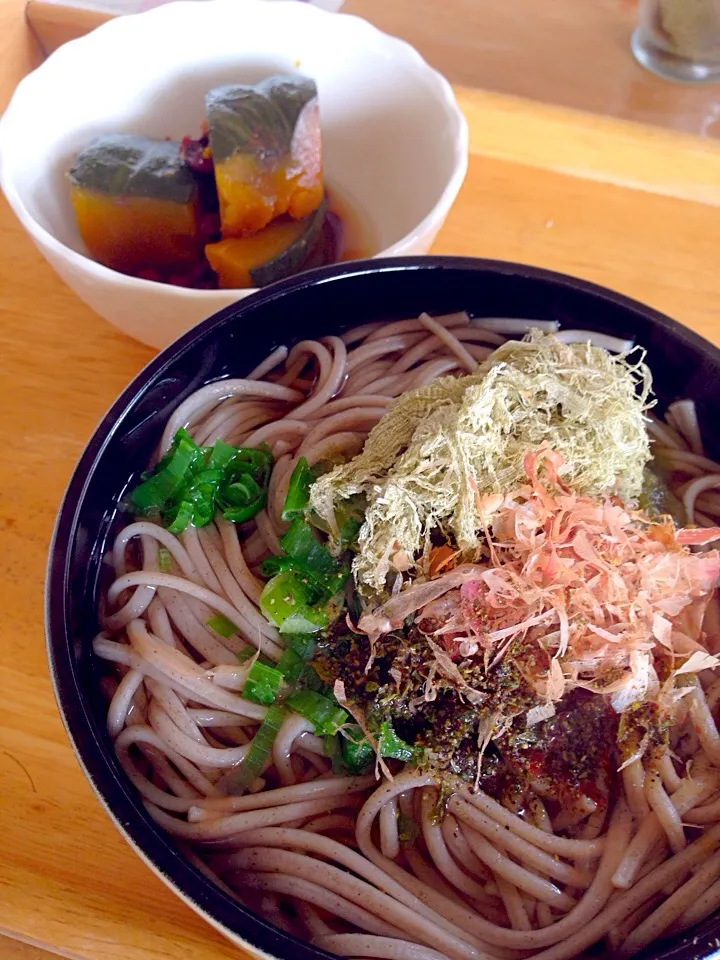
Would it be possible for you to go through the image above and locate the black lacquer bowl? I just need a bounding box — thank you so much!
[46,256,720,960]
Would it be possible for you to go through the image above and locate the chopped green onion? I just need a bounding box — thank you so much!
[207,614,238,639]
[277,647,324,690]
[280,516,337,575]
[313,721,415,774]
[341,725,375,774]
[220,705,285,794]
[222,500,267,524]
[224,473,263,506]
[207,438,239,470]
[283,633,316,660]
[280,609,331,635]
[324,734,346,775]
[259,554,297,577]
[217,451,271,524]
[259,571,331,634]
[126,429,273,533]
[167,500,195,535]
[234,445,274,482]
[158,547,172,572]
[244,660,284,705]
[129,428,202,513]
[260,553,347,605]
[184,468,224,526]
[338,517,363,544]
[277,648,306,684]
[259,570,309,624]
[263,514,350,614]
[334,494,367,544]
[308,492,366,546]
[379,720,418,762]
[282,457,314,521]
[286,689,348,735]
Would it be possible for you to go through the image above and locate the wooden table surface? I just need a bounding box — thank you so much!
[3,2,720,959]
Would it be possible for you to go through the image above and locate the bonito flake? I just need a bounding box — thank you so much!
[310,331,653,594]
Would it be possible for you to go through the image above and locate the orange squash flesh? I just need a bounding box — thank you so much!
[208,80,323,237]
[70,187,203,275]
[214,152,323,238]
[205,217,310,289]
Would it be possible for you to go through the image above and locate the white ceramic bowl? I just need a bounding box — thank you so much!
[0,0,468,349]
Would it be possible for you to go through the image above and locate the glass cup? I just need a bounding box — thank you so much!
[631,0,720,81]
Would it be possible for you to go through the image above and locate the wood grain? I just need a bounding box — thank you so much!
[0,939,60,960]
[3,2,720,959]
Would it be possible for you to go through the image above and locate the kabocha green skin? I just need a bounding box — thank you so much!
[206,76,319,165]
[250,197,327,287]
[69,134,197,203]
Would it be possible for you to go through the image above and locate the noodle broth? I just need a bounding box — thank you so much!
[47,258,720,960]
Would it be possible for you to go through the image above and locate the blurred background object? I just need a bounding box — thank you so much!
[632,0,720,81]
[21,0,720,138]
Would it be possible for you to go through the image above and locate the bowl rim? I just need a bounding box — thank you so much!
[45,254,720,960]
[0,0,468,301]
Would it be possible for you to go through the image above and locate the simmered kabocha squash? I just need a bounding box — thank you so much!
[68,134,203,275]
[205,199,326,289]
[207,76,323,237]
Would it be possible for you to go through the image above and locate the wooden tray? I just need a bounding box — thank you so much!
[3,14,720,960]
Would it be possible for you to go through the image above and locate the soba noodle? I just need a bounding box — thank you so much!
[95,312,720,960]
